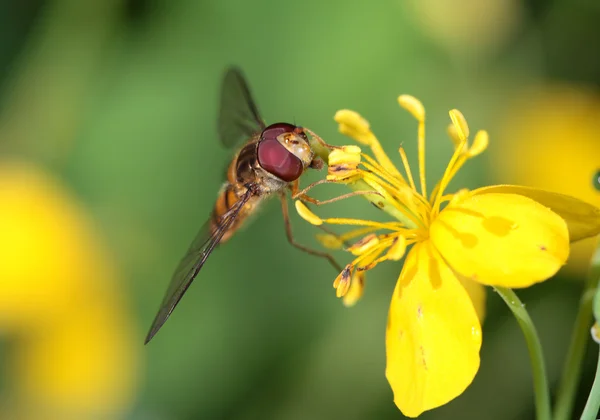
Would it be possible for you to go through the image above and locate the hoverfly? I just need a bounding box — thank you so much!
[145,68,341,344]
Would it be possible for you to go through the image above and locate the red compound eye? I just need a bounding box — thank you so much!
[257,123,304,182]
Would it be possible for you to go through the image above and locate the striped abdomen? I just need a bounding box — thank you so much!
[210,141,259,243]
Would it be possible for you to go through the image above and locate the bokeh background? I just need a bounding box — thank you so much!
[0,0,599,419]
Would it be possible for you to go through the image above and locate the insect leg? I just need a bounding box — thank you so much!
[279,194,343,273]
[290,180,382,206]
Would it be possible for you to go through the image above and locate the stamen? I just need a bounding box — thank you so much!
[417,117,427,199]
[322,217,403,231]
[367,140,403,180]
[449,109,469,140]
[431,109,471,215]
[429,154,468,206]
[352,238,393,268]
[327,164,361,182]
[327,146,363,181]
[398,95,427,201]
[342,270,365,307]
[437,194,455,205]
[316,226,383,251]
[312,190,384,206]
[386,235,407,261]
[316,233,345,249]
[295,201,323,225]
[436,188,471,209]
[360,170,432,230]
[335,110,373,145]
[333,264,353,297]
[448,189,471,207]
[347,233,380,255]
[446,124,463,149]
[360,153,406,186]
[431,138,467,216]
[316,225,380,250]
[329,145,362,165]
[360,172,424,228]
[357,234,415,270]
[438,131,488,200]
[398,147,417,192]
[357,255,388,271]
[335,110,403,179]
[467,130,489,157]
[339,226,383,242]
[398,95,425,121]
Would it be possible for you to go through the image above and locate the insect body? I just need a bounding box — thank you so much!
[145,68,335,344]
[213,122,314,243]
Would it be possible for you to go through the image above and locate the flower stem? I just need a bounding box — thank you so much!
[580,346,600,420]
[579,240,600,420]
[554,239,600,420]
[495,286,551,420]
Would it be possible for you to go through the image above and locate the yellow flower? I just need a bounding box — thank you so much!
[492,85,600,274]
[296,96,600,417]
[0,161,139,419]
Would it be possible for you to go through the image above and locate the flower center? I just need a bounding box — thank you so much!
[295,95,490,297]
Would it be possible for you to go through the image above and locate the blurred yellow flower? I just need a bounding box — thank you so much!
[0,161,139,419]
[296,97,600,417]
[404,0,523,58]
[493,85,600,273]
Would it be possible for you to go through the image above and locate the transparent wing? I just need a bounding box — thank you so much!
[144,189,253,344]
[218,67,266,149]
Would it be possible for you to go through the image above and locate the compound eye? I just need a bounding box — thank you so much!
[257,123,304,182]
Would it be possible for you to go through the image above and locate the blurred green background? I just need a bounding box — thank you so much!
[0,0,599,419]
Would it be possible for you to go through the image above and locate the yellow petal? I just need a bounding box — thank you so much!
[473,185,600,242]
[456,275,486,323]
[386,241,481,417]
[430,193,569,288]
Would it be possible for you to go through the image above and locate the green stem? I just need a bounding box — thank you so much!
[580,347,600,420]
[495,286,552,420]
[554,239,600,420]
[580,240,600,420]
